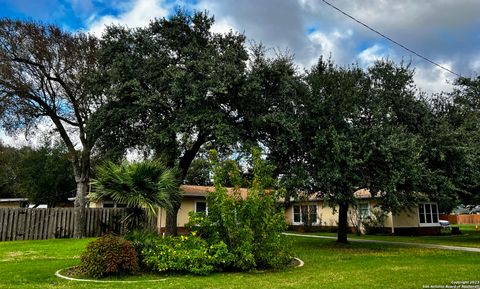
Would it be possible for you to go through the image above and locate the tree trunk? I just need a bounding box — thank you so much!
[72,152,90,238]
[165,202,181,236]
[164,133,207,236]
[337,202,349,243]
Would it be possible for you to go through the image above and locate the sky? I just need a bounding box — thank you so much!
[1,0,480,146]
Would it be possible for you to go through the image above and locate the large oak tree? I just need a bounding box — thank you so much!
[266,58,428,243]
[93,11,248,235]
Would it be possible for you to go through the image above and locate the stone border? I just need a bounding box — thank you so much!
[293,257,304,268]
[55,258,305,283]
[54,267,167,283]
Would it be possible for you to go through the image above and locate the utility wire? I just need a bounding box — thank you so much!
[320,0,463,78]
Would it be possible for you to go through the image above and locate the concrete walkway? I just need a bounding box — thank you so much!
[283,232,480,253]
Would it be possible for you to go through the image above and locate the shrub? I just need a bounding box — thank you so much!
[79,234,138,278]
[142,235,233,275]
[124,230,162,268]
[186,149,292,271]
[362,206,388,235]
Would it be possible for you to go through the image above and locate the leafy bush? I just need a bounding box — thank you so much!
[142,235,233,275]
[186,149,292,271]
[124,230,162,268]
[79,234,138,278]
[362,206,388,235]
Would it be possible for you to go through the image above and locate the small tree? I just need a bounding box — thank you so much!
[91,161,181,231]
[362,206,388,235]
[187,149,291,270]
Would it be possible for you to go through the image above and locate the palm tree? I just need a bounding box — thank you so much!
[90,160,181,231]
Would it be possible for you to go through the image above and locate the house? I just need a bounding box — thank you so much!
[90,185,442,235]
[286,189,442,235]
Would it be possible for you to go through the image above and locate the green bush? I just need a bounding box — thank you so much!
[186,149,292,271]
[362,206,388,235]
[79,234,138,278]
[142,235,233,275]
[124,230,162,268]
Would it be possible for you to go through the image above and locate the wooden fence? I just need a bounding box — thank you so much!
[439,214,480,225]
[0,208,157,241]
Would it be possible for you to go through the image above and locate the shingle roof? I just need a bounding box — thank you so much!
[180,185,249,199]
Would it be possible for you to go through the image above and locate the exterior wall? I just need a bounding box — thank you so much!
[157,196,206,230]
[0,202,24,208]
[284,201,339,227]
[284,206,293,225]
[320,204,340,227]
[285,200,393,228]
[392,207,419,228]
[89,201,103,208]
[285,201,443,235]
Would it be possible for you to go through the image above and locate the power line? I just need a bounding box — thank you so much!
[320,0,463,78]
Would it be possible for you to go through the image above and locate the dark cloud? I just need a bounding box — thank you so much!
[196,0,480,92]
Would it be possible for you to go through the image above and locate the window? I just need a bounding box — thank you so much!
[293,205,318,225]
[418,203,439,226]
[358,203,370,219]
[195,200,207,214]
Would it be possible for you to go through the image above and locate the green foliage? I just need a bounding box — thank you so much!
[0,143,75,206]
[186,148,292,271]
[124,230,161,254]
[362,207,388,235]
[91,161,181,231]
[183,157,212,185]
[421,76,480,209]
[94,10,248,179]
[142,235,233,275]
[79,235,138,278]
[124,230,163,268]
[265,58,429,242]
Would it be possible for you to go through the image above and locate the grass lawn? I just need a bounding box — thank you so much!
[0,235,479,289]
[300,224,480,248]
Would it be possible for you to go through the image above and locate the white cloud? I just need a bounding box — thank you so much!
[413,63,456,95]
[87,0,170,36]
[211,17,236,34]
[0,122,50,148]
[304,28,353,68]
[470,54,480,72]
[357,44,392,66]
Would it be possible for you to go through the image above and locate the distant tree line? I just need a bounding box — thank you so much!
[0,141,75,207]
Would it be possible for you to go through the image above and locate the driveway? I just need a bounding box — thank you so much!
[283,232,480,253]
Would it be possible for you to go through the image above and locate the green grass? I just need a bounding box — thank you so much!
[0,235,479,289]
[300,224,480,248]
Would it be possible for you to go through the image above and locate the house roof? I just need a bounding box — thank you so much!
[353,189,375,199]
[180,185,381,202]
[286,188,380,203]
[180,185,249,199]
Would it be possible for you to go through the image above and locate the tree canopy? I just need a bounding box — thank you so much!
[1,13,478,242]
[92,11,248,235]
[0,19,102,237]
[267,58,429,243]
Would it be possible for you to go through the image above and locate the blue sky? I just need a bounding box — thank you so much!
[1,0,480,146]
